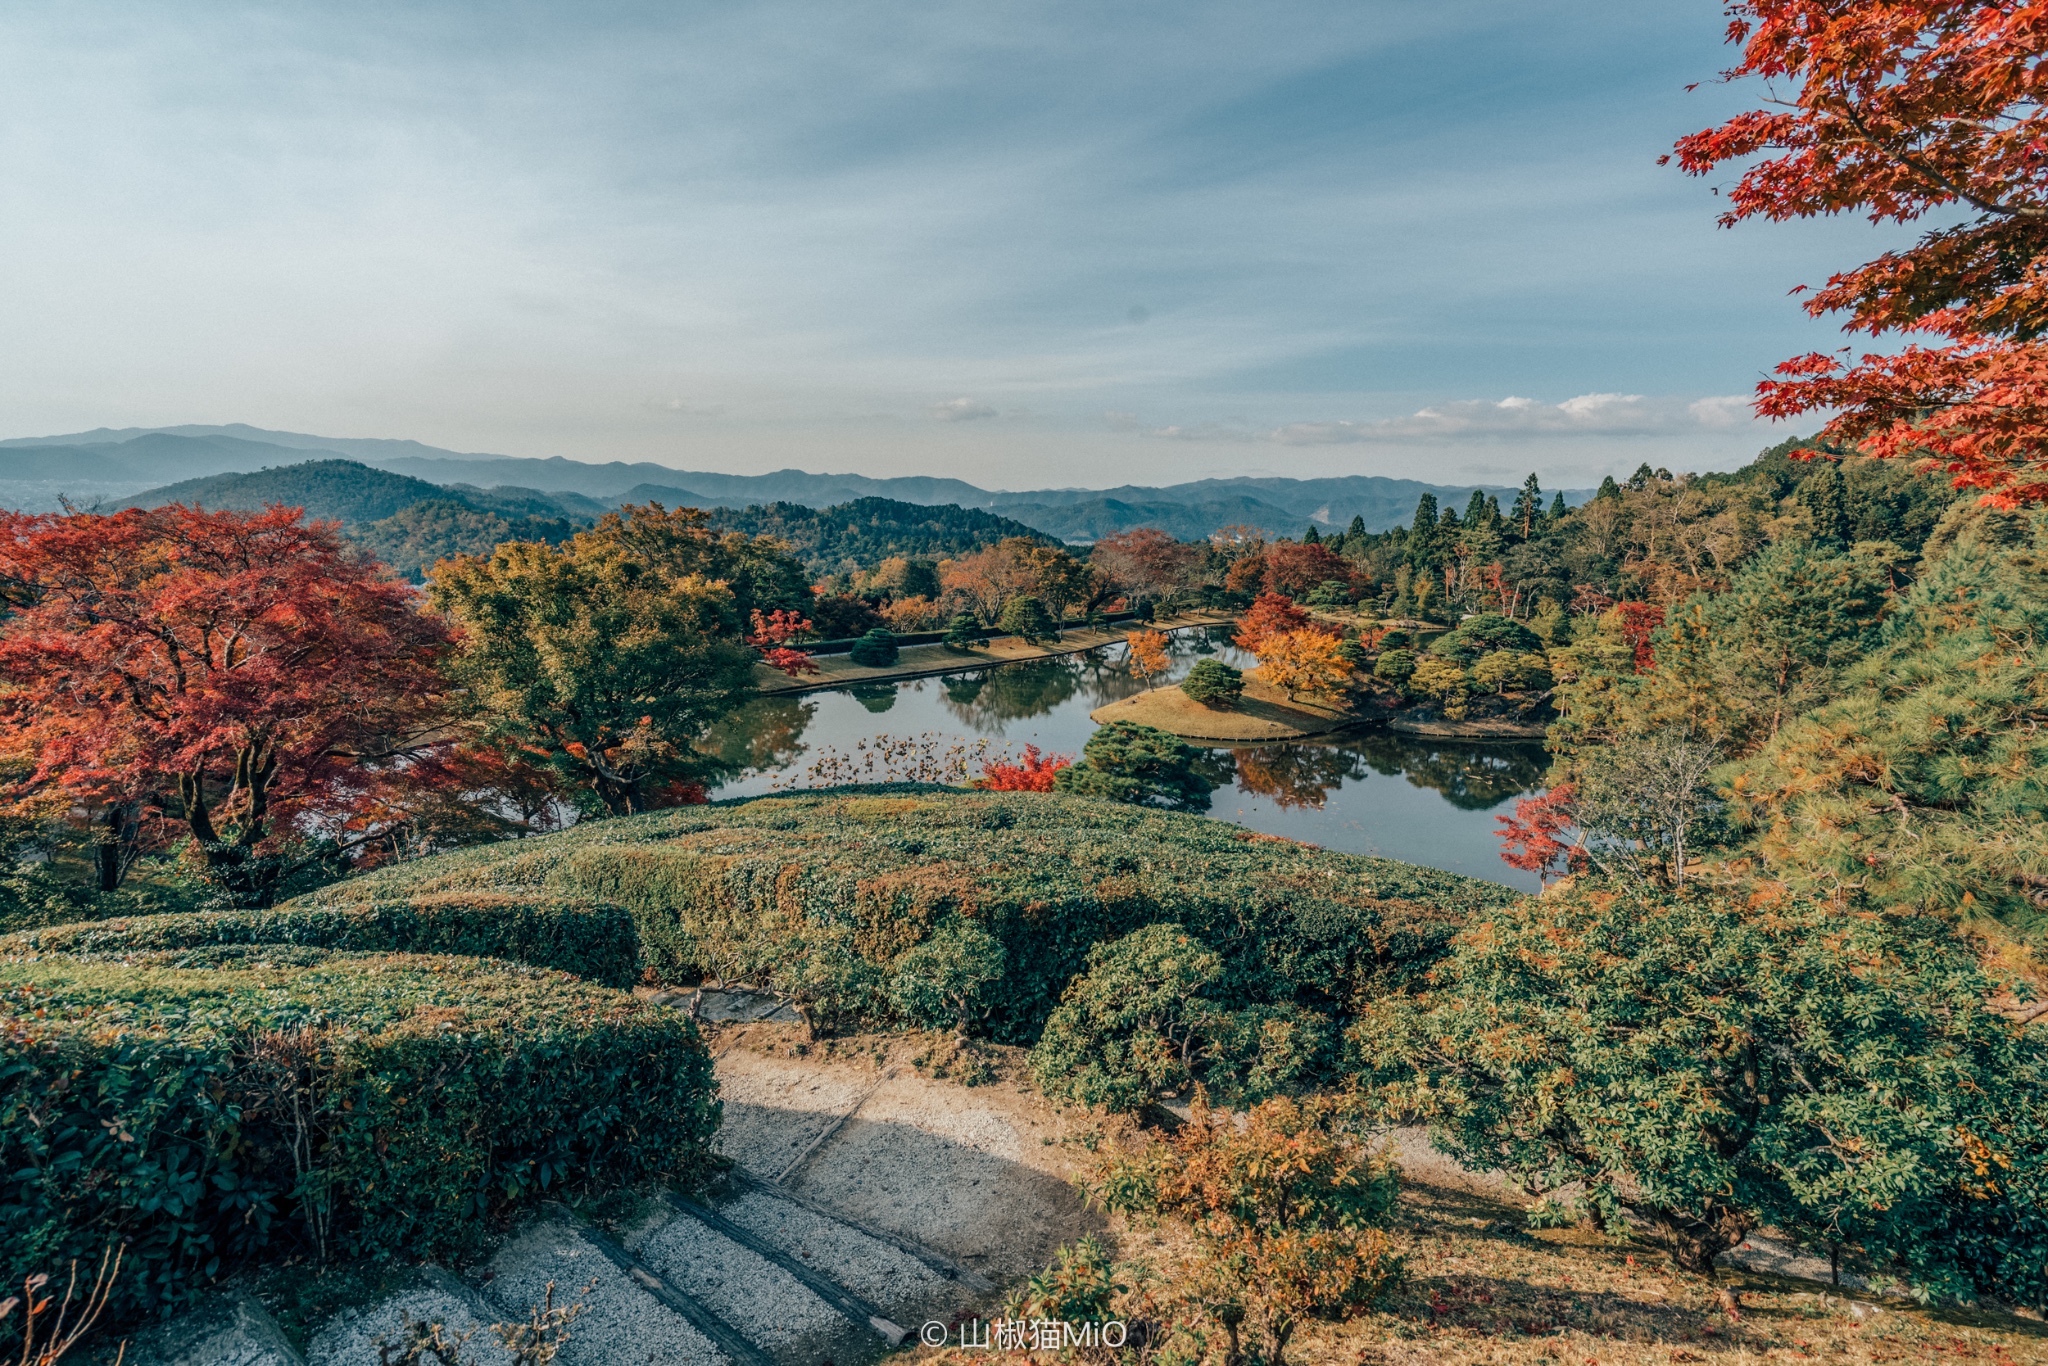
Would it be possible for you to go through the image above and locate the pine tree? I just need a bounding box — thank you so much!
[1512,473,1543,539]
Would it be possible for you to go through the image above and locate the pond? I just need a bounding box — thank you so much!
[703,627,1550,892]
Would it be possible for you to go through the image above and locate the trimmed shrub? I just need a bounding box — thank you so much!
[0,893,637,987]
[1053,721,1216,810]
[1180,659,1244,708]
[848,628,898,667]
[942,613,981,650]
[1,949,719,1332]
[290,789,1514,1051]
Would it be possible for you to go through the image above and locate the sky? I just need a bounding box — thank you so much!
[0,2,1915,489]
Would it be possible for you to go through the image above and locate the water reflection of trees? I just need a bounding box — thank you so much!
[698,695,816,778]
[1347,736,1549,810]
[938,659,1083,730]
[1227,744,1365,810]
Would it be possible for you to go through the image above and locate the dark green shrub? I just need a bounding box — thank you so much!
[1428,613,1542,665]
[888,917,1005,1035]
[1180,659,1244,708]
[1354,883,2048,1306]
[1306,579,1353,608]
[942,613,982,650]
[1,949,719,1332]
[1336,638,1370,668]
[848,628,898,667]
[1032,924,1222,1110]
[997,595,1057,643]
[1372,648,1417,685]
[0,893,637,987]
[1033,925,1339,1111]
[1053,721,1216,811]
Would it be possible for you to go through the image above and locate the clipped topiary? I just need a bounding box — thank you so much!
[1032,923,1222,1110]
[0,892,638,986]
[1053,721,1216,811]
[848,627,898,667]
[1,948,719,1332]
[1180,658,1245,708]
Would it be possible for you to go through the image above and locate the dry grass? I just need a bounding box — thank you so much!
[918,1173,2048,1365]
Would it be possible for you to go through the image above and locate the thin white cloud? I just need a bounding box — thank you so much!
[930,396,998,422]
[1268,393,1760,445]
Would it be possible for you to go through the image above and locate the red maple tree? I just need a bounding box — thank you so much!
[1233,591,1314,651]
[1670,2,2048,504]
[748,608,821,676]
[0,505,455,905]
[973,745,1073,792]
[1617,602,1666,672]
[1495,782,1584,887]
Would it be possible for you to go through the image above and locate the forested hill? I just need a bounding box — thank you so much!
[699,497,1055,573]
[108,459,1058,579]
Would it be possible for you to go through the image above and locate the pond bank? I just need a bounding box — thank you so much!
[1088,674,1351,741]
[753,611,1237,696]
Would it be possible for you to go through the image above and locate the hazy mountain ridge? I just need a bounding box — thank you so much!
[2,423,1589,538]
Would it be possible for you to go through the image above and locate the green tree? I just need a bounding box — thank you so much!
[889,916,1006,1037]
[1181,658,1245,708]
[941,612,981,650]
[998,594,1058,643]
[848,628,898,667]
[1031,923,1223,1110]
[1053,721,1215,810]
[1724,506,2048,954]
[1355,883,2047,1313]
[1428,613,1541,665]
[429,506,781,816]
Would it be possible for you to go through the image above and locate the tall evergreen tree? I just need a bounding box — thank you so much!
[1597,475,1623,502]
[1511,473,1543,539]
[1548,491,1568,521]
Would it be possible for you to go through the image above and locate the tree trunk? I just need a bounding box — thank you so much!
[1643,1197,1754,1317]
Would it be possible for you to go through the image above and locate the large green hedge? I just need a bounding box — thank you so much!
[1,949,719,1329]
[291,787,1517,1045]
[1,893,639,987]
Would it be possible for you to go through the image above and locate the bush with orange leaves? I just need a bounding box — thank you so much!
[1092,1092,1401,1366]
[1254,628,1352,703]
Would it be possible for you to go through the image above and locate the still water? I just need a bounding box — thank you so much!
[704,628,1548,892]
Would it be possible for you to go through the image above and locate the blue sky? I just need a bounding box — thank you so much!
[0,2,1909,488]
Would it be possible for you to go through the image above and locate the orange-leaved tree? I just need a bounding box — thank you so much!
[1126,628,1172,679]
[1670,1,2048,504]
[0,505,455,905]
[1255,628,1351,703]
[1232,591,1311,651]
[1092,1092,1402,1366]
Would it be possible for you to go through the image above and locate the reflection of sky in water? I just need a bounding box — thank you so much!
[703,629,1546,892]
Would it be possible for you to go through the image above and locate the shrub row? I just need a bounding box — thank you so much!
[1,892,639,988]
[294,787,1519,1049]
[0,948,719,1332]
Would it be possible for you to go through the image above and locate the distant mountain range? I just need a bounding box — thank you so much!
[0,422,1591,540]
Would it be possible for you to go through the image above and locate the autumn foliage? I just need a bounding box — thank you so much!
[1494,782,1583,887]
[1233,591,1312,651]
[748,608,820,676]
[1125,628,1172,679]
[1092,1092,1402,1366]
[973,744,1073,792]
[1671,2,2048,504]
[1616,601,1665,672]
[0,505,454,905]
[1254,628,1352,703]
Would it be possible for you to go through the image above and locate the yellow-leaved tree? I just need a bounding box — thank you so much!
[1254,629,1350,702]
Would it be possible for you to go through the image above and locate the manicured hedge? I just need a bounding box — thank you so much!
[0,949,719,1329]
[296,787,1518,1046]
[0,893,639,988]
